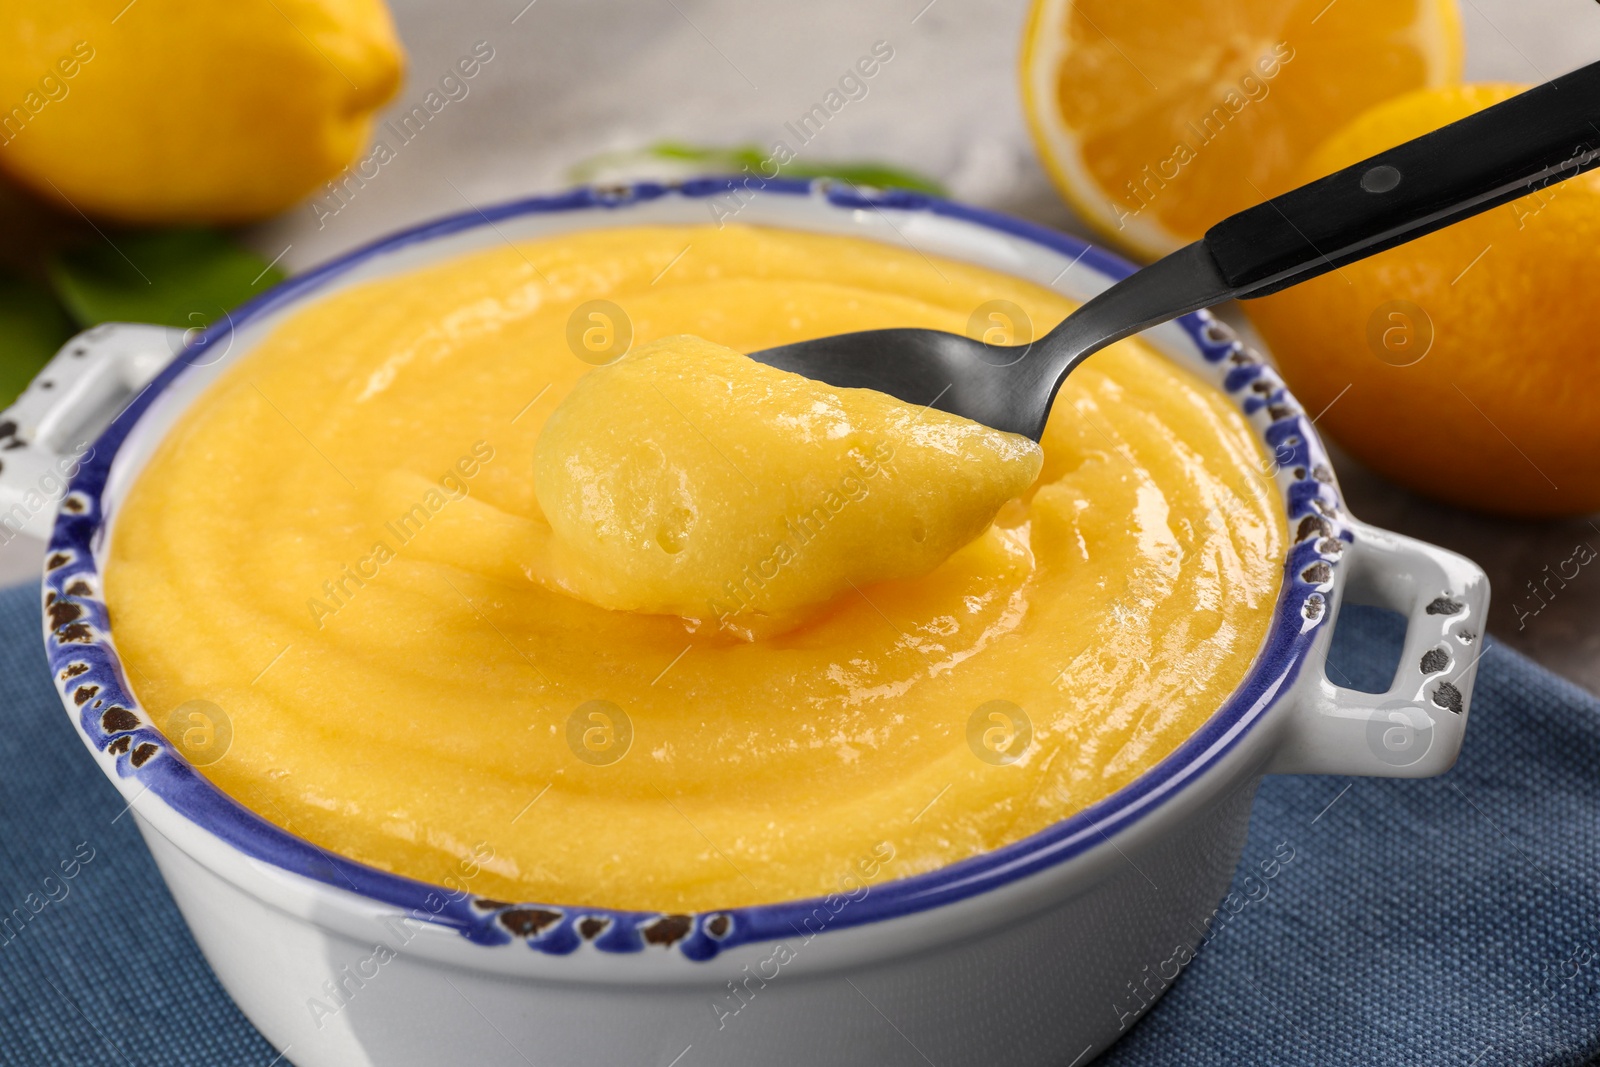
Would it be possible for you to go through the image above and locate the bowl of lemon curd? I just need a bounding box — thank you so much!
[16,179,1488,1067]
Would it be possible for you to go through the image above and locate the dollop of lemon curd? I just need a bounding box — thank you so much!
[106,225,1285,913]
[530,334,1042,629]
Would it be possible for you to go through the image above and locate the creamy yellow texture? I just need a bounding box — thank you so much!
[106,225,1284,912]
[531,333,1043,628]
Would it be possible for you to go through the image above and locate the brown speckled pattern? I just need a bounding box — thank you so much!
[642,914,694,947]
[500,908,562,938]
[1420,648,1451,674]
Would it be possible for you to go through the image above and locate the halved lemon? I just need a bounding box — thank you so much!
[1020,0,1463,259]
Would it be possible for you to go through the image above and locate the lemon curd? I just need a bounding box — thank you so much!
[530,333,1042,629]
[106,224,1285,912]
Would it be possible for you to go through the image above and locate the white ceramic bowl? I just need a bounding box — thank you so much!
[1,179,1489,1067]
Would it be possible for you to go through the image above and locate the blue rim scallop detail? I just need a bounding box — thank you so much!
[41,177,1349,960]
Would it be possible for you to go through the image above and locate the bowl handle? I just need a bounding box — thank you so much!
[0,323,184,541]
[1268,519,1491,778]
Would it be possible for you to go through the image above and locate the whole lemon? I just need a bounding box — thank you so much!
[1247,84,1600,517]
[0,0,403,224]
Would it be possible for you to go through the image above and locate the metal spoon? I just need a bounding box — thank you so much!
[750,60,1600,440]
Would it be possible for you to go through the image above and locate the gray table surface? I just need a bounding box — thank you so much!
[2,0,1595,691]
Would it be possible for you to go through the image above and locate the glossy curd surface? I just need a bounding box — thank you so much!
[531,332,1042,629]
[106,224,1285,912]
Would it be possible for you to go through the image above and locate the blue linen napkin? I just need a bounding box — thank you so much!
[0,580,1596,1066]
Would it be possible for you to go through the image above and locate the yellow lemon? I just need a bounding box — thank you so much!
[0,0,404,224]
[1020,0,1462,259]
[1248,84,1600,517]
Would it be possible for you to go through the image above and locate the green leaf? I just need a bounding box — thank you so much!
[568,141,948,198]
[47,227,286,332]
[0,270,74,408]
[776,159,947,196]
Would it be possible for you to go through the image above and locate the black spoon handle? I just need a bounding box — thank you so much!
[1206,59,1600,299]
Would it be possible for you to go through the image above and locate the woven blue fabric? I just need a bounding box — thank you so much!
[0,581,1596,1066]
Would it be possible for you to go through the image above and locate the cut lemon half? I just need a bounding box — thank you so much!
[1020,0,1463,259]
